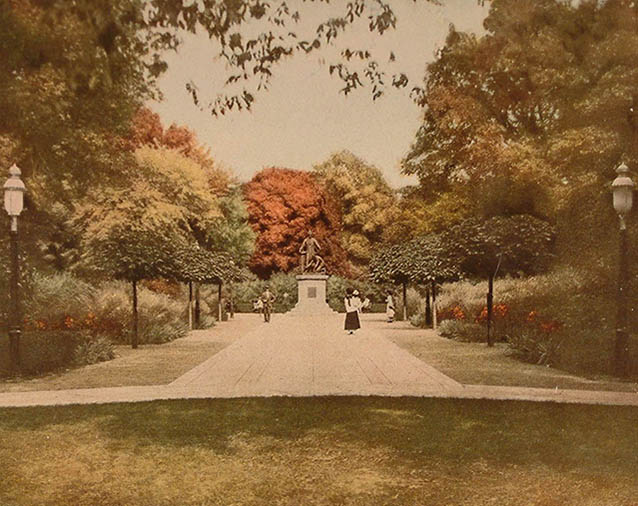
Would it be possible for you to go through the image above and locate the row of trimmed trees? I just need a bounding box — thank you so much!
[71,112,253,348]
[370,215,554,346]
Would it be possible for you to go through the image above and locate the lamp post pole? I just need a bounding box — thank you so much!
[612,162,635,377]
[8,223,20,373]
[4,164,26,374]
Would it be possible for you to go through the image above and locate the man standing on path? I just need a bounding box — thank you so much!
[260,286,276,323]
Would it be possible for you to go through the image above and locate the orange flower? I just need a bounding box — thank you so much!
[494,303,509,318]
[452,305,465,320]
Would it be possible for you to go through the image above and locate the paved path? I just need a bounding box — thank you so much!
[1,314,637,408]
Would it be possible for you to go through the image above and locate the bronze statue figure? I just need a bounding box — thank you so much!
[299,230,326,273]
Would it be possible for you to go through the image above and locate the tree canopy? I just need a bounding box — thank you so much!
[369,232,460,286]
[401,0,637,277]
[313,150,399,272]
[74,145,223,282]
[444,215,555,279]
[243,167,349,278]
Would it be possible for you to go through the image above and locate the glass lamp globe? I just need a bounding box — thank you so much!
[3,164,25,217]
[612,162,634,215]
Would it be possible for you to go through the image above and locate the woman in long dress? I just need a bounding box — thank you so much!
[344,288,361,334]
[386,290,395,323]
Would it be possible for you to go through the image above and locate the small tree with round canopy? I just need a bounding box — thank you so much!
[444,214,555,346]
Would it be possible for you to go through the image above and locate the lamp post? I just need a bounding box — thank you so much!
[4,164,26,373]
[612,162,634,377]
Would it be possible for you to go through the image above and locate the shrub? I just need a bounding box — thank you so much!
[24,275,190,345]
[24,272,96,331]
[507,327,563,366]
[409,311,427,328]
[128,286,189,344]
[0,330,80,376]
[73,334,115,366]
[438,320,484,342]
[437,267,638,376]
[232,273,298,312]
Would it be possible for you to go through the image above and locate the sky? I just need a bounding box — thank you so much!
[150,1,490,188]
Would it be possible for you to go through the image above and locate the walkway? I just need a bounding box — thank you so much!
[0,314,637,408]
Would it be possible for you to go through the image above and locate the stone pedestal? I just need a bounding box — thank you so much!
[287,274,337,315]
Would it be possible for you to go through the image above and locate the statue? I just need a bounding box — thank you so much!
[299,230,326,273]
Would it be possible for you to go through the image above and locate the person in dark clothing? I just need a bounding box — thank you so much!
[344,288,361,334]
[260,286,276,322]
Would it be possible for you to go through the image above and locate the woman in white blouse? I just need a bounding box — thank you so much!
[344,288,361,334]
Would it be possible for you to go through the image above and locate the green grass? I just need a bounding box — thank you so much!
[377,318,638,392]
[1,397,637,505]
[0,315,262,392]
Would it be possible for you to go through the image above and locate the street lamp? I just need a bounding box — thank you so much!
[611,162,634,376]
[4,165,25,373]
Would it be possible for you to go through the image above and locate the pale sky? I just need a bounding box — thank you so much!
[150,1,489,188]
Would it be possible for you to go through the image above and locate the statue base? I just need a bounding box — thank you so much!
[286,274,337,316]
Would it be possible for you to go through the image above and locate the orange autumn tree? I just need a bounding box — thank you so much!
[129,107,230,195]
[243,168,349,279]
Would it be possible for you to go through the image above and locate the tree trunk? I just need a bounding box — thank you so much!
[425,287,432,327]
[194,282,201,329]
[402,281,408,321]
[132,280,138,349]
[188,281,193,330]
[487,274,494,347]
[431,280,438,331]
[218,282,223,322]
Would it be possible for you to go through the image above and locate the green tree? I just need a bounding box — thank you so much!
[206,185,255,266]
[74,146,224,347]
[445,215,555,346]
[313,150,399,273]
[370,233,460,321]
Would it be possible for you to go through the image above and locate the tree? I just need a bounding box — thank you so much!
[401,0,638,350]
[74,145,223,347]
[243,167,349,278]
[313,150,399,274]
[0,0,167,273]
[206,185,256,266]
[386,185,474,244]
[369,233,460,321]
[129,107,232,196]
[445,215,555,346]
[403,0,637,229]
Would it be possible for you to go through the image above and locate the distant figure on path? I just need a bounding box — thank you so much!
[361,294,371,312]
[344,288,361,334]
[386,290,395,323]
[352,290,362,314]
[261,286,276,323]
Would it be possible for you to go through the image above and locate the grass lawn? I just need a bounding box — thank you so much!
[0,315,262,393]
[0,397,636,506]
[374,317,638,392]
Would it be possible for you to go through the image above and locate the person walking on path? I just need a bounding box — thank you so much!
[386,290,395,323]
[344,288,361,334]
[260,286,276,323]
